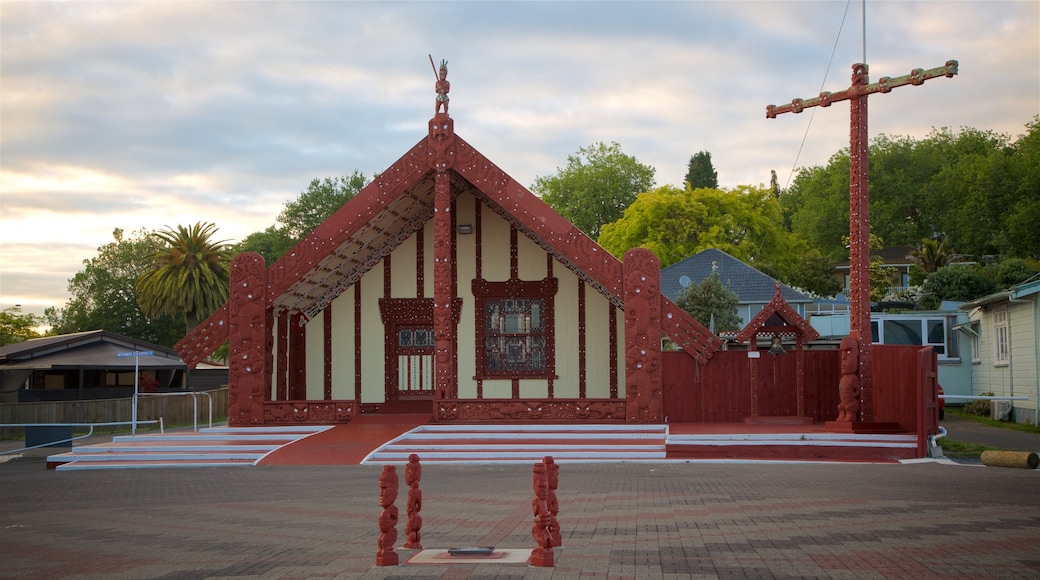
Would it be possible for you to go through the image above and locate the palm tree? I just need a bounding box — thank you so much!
[911,237,953,274]
[137,222,232,333]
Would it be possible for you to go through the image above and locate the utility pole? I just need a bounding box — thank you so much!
[767,60,957,422]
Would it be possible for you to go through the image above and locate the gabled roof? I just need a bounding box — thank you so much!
[734,284,820,343]
[0,330,184,371]
[176,122,720,367]
[660,248,813,305]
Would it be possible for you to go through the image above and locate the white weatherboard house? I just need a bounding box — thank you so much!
[959,278,1040,425]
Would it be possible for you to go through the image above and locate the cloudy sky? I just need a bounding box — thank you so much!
[2,1,1037,321]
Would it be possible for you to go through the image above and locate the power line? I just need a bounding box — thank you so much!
[783,0,853,191]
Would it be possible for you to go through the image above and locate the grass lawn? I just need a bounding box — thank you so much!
[940,406,1040,458]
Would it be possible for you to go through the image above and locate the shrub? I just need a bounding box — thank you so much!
[965,392,994,416]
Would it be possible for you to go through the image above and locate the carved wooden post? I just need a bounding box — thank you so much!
[227,252,267,426]
[768,60,957,422]
[403,454,423,549]
[530,462,554,567]
[543,456,561,548]
[429,62,457,403]
[375,465,399,566]
[623,248,663,423]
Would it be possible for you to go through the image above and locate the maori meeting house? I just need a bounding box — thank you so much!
[174,68,943,463]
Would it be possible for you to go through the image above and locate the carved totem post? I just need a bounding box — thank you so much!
[543,456,562,548]
[429,58,457,402]
[227,252,268,426]
[767,60,957,422]
[375,465,399,566]
[530,462,555,567]
[623,248,663,423]
[403,454,423,549]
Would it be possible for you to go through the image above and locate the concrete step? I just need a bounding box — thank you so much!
[48,426,330,470]
[362,424,668,464]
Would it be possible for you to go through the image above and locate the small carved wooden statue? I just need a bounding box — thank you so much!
[403,454,423,549]
[543,456,561,548]
[375,465,399,566]
[530,462,555,567]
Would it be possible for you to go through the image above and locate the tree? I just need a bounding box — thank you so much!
[598,184,810,282]
[137,222,232,333]
[920,265,996,310]
[234,225,294,266]
[674,271,741,333]
[0,306,43,346]
[45,228,184,347]
[783,123,1037,261]
[780,152,853,261]
[986,258,1039,290]
[234,171,371,263]
[684,150,718,190]
[532,141,656,239]
[782,250,842,298]
[911,238,953,274]
[277,171,369,241]
[1005,117,1040,259]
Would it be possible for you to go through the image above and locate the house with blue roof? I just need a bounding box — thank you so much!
[660,248,814,328]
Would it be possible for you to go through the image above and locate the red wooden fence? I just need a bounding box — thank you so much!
[663,345,937,430]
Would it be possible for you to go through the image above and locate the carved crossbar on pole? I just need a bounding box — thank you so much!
[766,60,957,422]
[766,61,958,118]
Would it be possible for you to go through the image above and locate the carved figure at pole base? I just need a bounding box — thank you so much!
[375,465,399,566]
[836,335,861,422]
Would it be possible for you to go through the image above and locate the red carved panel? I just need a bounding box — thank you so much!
[262,400,354,424]
[276,312,288,401]
[432,171,455,400]
[355,282,362,401]
[609,305,619,398]
[623,248,663,423]
[265,307,274,402]
[288,312,307,400]
[228,253,268,426]
[175,303,229,369]
[578,281,586,399]
[324,306,333,400]
[435,399,626,423]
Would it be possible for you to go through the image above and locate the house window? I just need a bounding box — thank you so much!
[969,322,981,364]
[993,307,1009,366]
[872,316,956,359]
[472,277,558,379]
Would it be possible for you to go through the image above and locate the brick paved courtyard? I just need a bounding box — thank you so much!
[1,460,1038,579]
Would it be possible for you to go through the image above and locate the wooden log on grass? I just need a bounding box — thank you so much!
[980,450,1039,469]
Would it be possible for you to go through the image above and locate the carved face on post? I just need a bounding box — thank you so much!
[840,335,860,375]
[379,466,398,506]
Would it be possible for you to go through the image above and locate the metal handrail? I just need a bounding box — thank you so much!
[0,420,163,456]
[138,391,213,431]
